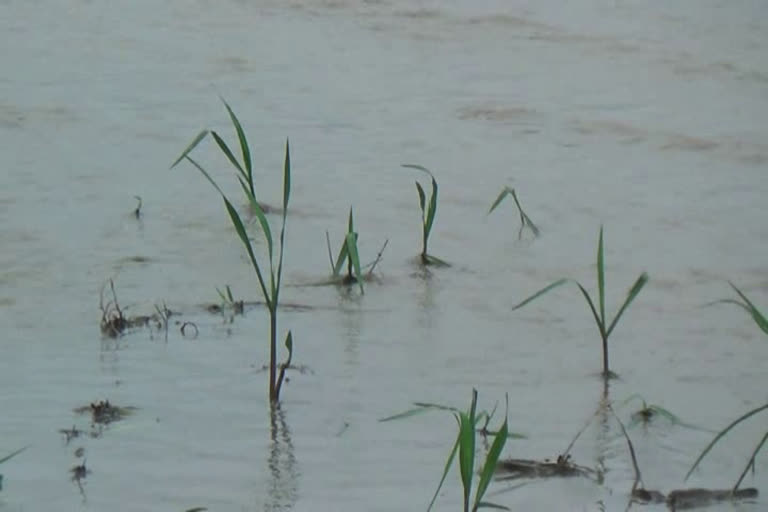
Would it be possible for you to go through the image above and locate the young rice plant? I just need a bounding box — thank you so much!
[511,226,648,378]
[326,206,364,294]
[171,106,293,403]
[402,164,448,266]
[380,391,522,511]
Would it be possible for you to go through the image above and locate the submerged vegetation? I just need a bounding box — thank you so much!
[511,226,648,378]
[172,102,294,403]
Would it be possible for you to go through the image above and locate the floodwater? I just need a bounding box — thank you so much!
[1,0,767,510]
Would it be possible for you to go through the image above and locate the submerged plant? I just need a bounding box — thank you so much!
[381,392,521,511]
[511,226,648,378]
[487,186,540,239]
[172,115,293,403]
[326,207,364,294]
[402,164,448,266]
[620,394,708,432]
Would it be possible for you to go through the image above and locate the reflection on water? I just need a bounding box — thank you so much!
[264,405,299,512]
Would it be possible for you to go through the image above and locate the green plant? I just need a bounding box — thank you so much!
[684,403,768,492]
[511,226,648,378]
[487,186,540,239]
[685,283,768,489]
[174,97,266,212]
[0,446,28,491]
[402,164,448,266]
[381,392,522,511]
[326,206,364,294]
[172,111,293,403]
[708,282,768,336]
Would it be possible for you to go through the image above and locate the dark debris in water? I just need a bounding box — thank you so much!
[495,454,601,482]
[74,400,137,426]
[631,487,758,509]
[666,488,758,510]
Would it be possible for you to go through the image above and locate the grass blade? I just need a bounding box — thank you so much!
[606,273,648,339]
[425,176,438,244]
[183,156,226,197]
[170,130,209,169]
[332,239,349,277]
[0,446,28,465]
[575,282,605,338]
[511,278,568,310]
[729,282,768,335]
[685,402,768,481]
[211,130,247,181]
[474,397,509,510]
[475,502,511,510]
[459,391,478,512]
[428,430,460,512]
[223,197,271,308]
[345,232,364,294]
[597,226,605,326]
[221,97,253,190]
[487,187,513,215]
[275,140,291,298]
[415,182,427,220]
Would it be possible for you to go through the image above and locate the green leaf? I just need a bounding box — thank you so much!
[345,231,364,294]
[458,391,478,512]
[347,206,354,233]
[597,226,605,326]
[211,130,247,181]
[0,446,27,465]
[487,187,513,215]
[575,282,605,337]
[221,97,253,189]
[511,278,568,310]
[415,181,427,218]
[284,330,293,368]
[332,238,349,277]
[685,402,768,481]
[475,502,511,510]
[428,431,460,512]
[223,197,271,308]
[605,272,648,339]
[729,282,768,335]
[424,176,438,243]
[474,396,509,509]
[275,139,291,300]
[170,130,209,169]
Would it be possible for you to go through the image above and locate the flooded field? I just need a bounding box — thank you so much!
[1,0,767,510]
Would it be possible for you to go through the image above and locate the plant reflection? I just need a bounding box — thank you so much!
[263,404,299,512]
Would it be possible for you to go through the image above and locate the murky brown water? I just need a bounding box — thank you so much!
[1,1,767,510]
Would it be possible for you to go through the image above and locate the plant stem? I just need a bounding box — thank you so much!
[602,333,609,377]
[269,307,278,402]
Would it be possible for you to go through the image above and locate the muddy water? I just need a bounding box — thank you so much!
[1,1,767,510]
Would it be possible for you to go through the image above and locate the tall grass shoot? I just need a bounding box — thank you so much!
[172,110,293,403]
[511,226,648,378]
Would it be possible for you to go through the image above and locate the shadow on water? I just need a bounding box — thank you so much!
[263,404,299,512]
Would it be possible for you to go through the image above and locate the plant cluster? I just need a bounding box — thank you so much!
[167,99,764,509]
